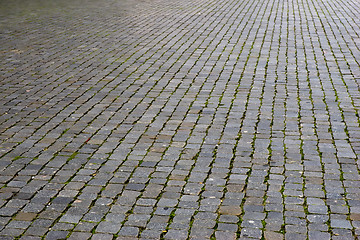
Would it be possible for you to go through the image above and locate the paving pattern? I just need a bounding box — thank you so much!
[1,0,360,239]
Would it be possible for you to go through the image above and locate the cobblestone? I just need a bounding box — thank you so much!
[1,0,360,238]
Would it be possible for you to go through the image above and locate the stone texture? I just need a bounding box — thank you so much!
[0,0,360,239]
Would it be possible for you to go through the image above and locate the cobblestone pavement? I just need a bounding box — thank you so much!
[0,0,360,239]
